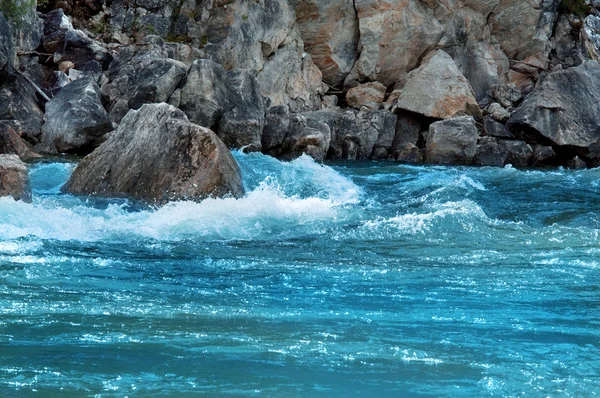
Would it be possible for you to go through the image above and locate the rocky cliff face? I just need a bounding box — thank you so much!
[2,0,600,173]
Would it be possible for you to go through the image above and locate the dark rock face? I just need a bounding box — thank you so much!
[0,13,13,79]
[217,70,265,152]
[41,9,112,68]
[483,116,515,139]
[425,116,479,165]
[63,103,245,203]
[179,59,236,129]
[101,38,188,123]
[0,77,45,144]
[38,78,112,154]
[475,138,532,167]
[0,123,41,161]
[508,62,600,150]
[0,154,31,202]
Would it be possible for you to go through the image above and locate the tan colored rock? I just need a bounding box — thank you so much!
[349,0,444,87]
[58,60,75,74]
[0,155,32,203]
[394,50,479,119]
[289,0,359,87]
[489,0,557,61]
[346,82,386,110]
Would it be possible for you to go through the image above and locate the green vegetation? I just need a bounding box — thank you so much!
[166,33,192,43]
[0,0,35,25]
[559,0,590,17]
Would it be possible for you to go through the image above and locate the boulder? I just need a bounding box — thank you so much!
[63,103,245,203]
[508,62,600,150]
[532,144,556,165]
[288,0,359,87]
[568,156,587,169]
[425,116,478,165]
[474,137,508,167]
[394,143,423,163]
[281,112,332,161]
[486,102,510,123]
[346,82,386,110]
[394,50,480,120]
[483,116,515,139]
[217,70,265,151]
[0,155,31,202]
[0,123,41,161]
[489,84,523,108]
[3,0,42,53]
[391,110,423,154]
[474,137,532,167]
[39,77,112,154]
[101,38,188,123]
[262,105,291,156]
[179,59,236,129]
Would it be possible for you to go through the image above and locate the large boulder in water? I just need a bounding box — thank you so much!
[38,77,112,155]
[425,116,478,165]
[63,104,245,203]
[0,155,31,203]
[508,62,600,150]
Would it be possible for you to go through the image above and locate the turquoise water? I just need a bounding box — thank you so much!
[1,152,599,396]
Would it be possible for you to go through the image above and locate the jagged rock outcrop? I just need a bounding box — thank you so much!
[63,103,245,203]
[41,9,112,68]
[217,70,265,151]
[508,62,600,150]
[394,50,480,119]
[178,59,236,129]
[38,77,112,154]
[100,37,188,123]
[0,77,45,144]
[425,116,478,165]
[0,13,13,78]
[0,154,31,202]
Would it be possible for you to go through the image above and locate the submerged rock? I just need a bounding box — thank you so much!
[38,77,112,155]
[0,155,31,203]
[63,103,245,203]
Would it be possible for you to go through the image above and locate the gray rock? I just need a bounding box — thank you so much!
[483,116,515,139]
[533,145,556,165]
[216,70,265,151]
[39,78,112,155]
[508,62,600,149]
[0,154,31,203]
[503,140,533,166]
[63,103,245,203]
[391,110,423,154]
[425,116,478,165]
[486,102,510,123]
[0,123,41,161]
[262,105,290,156]
[0,76,45,144]
[179,59,237,129]
[568,156,587,169]
[583,15,600,61]
[490,84,523,108]
[474,137,508,167]
[0,13,13,79]
[394,143,423,164]
[101,39,188,123]
[282,112,332,161]
[4,0,42,53]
